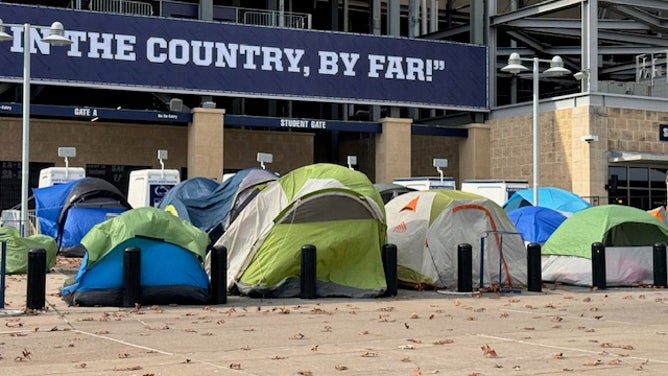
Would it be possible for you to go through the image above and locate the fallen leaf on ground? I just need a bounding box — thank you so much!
[113,365,142,371]
[481,344,497,358]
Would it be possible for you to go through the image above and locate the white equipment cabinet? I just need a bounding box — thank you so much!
[460,179,529,206]
[38,167,86,188]
[127,169,180,208]
[392,177,456,191]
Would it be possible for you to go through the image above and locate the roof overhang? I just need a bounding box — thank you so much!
[609,151,668,164]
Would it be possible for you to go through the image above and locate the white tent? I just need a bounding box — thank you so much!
[386,190,527,290]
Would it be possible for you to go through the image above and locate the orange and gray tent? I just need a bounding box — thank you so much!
[386,190,527,290]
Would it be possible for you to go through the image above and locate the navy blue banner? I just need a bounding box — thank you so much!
[0,4,488,110]
[0,102,191,123]
[225,114,382,133]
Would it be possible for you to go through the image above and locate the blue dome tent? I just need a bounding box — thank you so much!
[34,178,132,257]
[507,206,567,245]
[61,207,211,307]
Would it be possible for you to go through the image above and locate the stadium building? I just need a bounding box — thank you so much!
[1,1,667,211]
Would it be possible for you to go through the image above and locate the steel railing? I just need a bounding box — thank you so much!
[88,0,154,16]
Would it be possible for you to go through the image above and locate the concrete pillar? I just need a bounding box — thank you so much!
[375,118,412,183]
[571,105,607,203]
[458,124,490,181]
[188,107,225,181]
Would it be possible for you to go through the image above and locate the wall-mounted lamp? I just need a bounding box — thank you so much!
[257,152,273,170]
[347,155,357,170]
[433,158,448,183]
[57,147,76,177]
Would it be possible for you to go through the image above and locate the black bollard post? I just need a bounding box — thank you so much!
[591,242,606,290]
[1,241,6,309]
[653,243,667,288]
[122,247,141,308]
[457,243,473,293]
[527,242,542,292]
[300,244,317,299]
[382,244,398,297]
[26,248,47,310]
[210,245,228,304]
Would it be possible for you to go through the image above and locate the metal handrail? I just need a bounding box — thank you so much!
[88,0,154,16]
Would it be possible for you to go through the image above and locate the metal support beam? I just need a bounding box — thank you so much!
[491,0,583,26]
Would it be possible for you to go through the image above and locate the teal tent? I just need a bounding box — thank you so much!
[503,187,591,213]
[61,207,211,306]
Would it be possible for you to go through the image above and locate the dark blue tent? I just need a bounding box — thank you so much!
[61,207,210,307]
[34,178,132,257]
[158,168,278,236]
[507,206,567,244]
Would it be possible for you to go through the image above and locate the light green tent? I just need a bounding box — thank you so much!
[542,205,668,286]
[211,163,387,298]
[0,226,57,274]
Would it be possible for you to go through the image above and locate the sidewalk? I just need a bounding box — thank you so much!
[2,257,668,375]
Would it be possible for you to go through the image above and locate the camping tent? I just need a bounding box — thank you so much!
[648,206,668,225]
[542,205,668,286]
[0,226,57,274]
[211,163,387,298]
[158,168,278,239]
[374,182,415,204]
[507,206,567,245]
[503,187,591,213]
[61,207,211,306]
[385,190,527,290]
[34,178,132,257]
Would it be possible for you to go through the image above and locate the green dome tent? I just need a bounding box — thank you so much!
[0,226,57,274]
[542,205,668,286]
[210,163,387,298]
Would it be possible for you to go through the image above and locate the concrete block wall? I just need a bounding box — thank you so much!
[487,103,668,202]
[411,135,460,181]
[0,117,188,169]
[223,129,314,175]
[488,108,579,194]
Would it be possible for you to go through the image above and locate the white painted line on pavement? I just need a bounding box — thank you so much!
[72,329,236,371]
[477,334,668,364]
[72,329,174,355]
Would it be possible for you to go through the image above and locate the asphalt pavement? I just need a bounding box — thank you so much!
[2,257,668,376]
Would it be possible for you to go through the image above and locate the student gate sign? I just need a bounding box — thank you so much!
[0,4,488,111]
